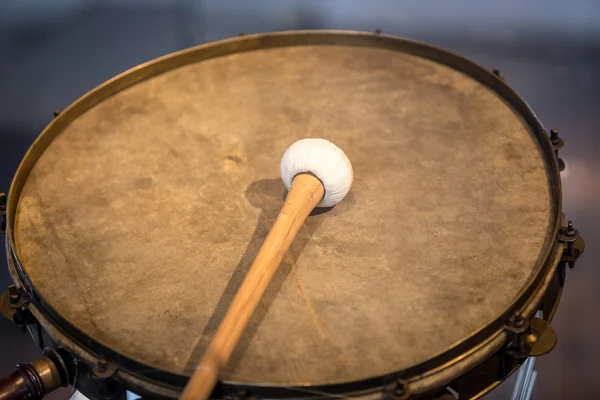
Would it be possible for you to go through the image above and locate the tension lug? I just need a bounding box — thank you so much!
[557,220,584,268]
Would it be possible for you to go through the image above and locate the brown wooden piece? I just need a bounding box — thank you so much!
[180,173,325,400]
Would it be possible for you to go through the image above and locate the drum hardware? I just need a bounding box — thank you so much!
[510,357,536,400]
[506,313,526,332]
[0,284,37,333]
[385,380,410,400]
[504,314,531,359]
[1,284,48,351]
[557,262,566,289]
[492,68,504,80]
[375,28,382,34]
[438,388,458,400]
[0,348,70,400]
[92,360,118,380]
[53,110,61,118]
[42,348,73,388]
[73,368,126,400]
[441,349,523,400]
[504,313,557,360]
[557,220,583,269]
[91,378,126,400]
[0,191,6,213]
[8,284,20,303]
[525,317,557,357]
[550,129,566,171]
[0,192,6,234]
[556,219,584,288]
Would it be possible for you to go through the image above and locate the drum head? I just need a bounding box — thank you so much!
[12,33,555,386]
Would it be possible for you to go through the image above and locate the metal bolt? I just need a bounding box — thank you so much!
[238,32,246,37]
[513,314,525,328]
[374,28,382,34]
[393,383,406,397]
[558,158,566,172]
[550,129,559,141]
[566,220,575,235]
[0,193,6,225]
[9,284,20,304]
[492,68,501,77]
[97,361,107,372]
[53,110,61,117]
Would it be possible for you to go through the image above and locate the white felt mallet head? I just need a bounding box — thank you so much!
[280,138,353,208]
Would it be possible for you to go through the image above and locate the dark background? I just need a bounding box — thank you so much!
[1,1,599,399]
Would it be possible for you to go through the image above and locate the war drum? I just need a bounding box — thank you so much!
[0,31,585,400]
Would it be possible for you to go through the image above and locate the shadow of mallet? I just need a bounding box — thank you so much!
[181,138,354,400]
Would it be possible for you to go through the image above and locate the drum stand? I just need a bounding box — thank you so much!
[510,357,537,400]
[69,390,141,400]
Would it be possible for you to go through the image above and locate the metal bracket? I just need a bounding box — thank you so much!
[525,318,557,357]
[557,220,584,269]
[492,68,505,80]
[0,285,36,331]
[92,360,118,379]
[550,129,566,171]
[43,348,72,387]
[504,315,557,359]
[385,379,410,400]
[504,313,529,334]
[0,192,6,235]
[504,314,531,359]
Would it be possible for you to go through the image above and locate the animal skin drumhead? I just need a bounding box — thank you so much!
[12,38,553,386]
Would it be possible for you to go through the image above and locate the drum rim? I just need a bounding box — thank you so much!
[4,30,562,396]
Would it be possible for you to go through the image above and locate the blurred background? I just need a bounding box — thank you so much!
[1,1,599,399]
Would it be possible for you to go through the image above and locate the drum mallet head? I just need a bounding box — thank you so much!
[280,138,354,207]
[181,138,353,400]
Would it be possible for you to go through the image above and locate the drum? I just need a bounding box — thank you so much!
[2,31,584,399]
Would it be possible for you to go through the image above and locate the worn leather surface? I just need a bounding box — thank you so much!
[13,45,551,385]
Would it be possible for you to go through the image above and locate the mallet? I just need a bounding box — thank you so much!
[181,138,353,400]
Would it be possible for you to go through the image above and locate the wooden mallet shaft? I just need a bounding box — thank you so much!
[181,173,325,400]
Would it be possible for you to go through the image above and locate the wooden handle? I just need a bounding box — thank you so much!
[181,173,325,400]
